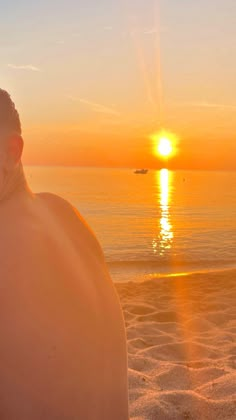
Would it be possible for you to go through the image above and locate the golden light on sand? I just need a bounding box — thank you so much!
[150,130,178,160]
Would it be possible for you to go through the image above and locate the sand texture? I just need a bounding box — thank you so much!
[116,270,236,419]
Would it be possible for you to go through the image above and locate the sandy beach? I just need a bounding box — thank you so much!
[116,270,236,419]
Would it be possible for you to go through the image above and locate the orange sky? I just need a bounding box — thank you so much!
[2,0,236,170]
[21,105,236,170]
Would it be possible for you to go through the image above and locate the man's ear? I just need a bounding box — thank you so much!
[7,134,24,165]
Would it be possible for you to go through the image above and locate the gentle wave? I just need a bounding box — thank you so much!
[25,166,236,282]
[108,259,236,283]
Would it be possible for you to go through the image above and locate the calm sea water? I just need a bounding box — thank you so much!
[25,166,236,282]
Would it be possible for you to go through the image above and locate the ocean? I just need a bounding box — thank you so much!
[25,166,236,282]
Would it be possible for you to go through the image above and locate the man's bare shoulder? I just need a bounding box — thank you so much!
[36,192,104,261]
[36,192,80,218]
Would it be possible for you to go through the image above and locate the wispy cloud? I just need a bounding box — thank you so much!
[67,96,120,117]
[129,27,168,37]
[104,26,113,31]
[143,26,168,35]
[143,28,157,35]
[176,101,236,110]
[55,40,65,45]
[7,64,41,72]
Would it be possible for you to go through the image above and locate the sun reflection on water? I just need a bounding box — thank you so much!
[152,169,174,256]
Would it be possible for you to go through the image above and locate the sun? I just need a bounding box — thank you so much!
[150,130,178,160]
[158,137,173,157]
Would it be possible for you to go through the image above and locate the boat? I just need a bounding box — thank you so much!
[134,169,148,174]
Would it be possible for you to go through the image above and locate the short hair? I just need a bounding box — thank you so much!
[0,89,21,135]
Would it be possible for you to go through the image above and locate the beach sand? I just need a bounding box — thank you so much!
[116,270,236,419]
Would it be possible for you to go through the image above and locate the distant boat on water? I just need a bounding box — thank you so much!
[134,169,148,174]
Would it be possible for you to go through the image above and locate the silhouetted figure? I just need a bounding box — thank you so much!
[0,89,129,419]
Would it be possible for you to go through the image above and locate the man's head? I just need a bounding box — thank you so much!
[0,89,23,173]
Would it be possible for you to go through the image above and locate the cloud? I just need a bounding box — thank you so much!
[7,64,41,72]
[176,101,236,110]
[143,28,157,35]
[67,95,120,117]
[143,26,168,35]
[55,40,65,45]
[104,26,113,31]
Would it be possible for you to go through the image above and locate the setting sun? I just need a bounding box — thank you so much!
[158,138,173,157]
[150,130,178,161]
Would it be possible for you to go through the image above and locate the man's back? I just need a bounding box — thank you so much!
[0,191,129,419]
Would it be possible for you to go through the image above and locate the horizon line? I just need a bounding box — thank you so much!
[23,164,236,173]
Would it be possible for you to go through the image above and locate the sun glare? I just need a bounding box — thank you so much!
[158,138,172,157]
[150,130,178,161]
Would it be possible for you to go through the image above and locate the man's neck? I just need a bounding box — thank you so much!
[0,161,31,204]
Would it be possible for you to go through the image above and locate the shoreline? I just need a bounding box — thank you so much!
[111,264,236,284]
[116,269,236,419]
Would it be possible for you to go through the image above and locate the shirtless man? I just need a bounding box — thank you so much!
[0,89,129,419]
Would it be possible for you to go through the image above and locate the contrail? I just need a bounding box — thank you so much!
[8,64,41,72]
[154,0,164,125]
[129,24,157,111]
[124,0,164,126]
[67,96,120,117]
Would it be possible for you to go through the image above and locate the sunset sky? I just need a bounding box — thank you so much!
[1,0,236,169]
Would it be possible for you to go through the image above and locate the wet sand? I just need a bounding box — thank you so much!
[116,270,236,419]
